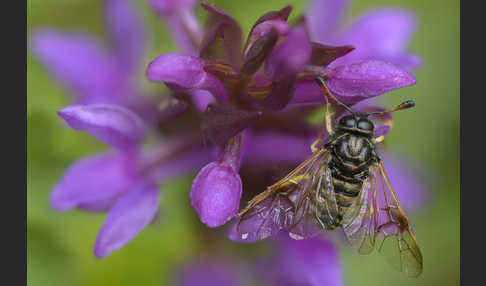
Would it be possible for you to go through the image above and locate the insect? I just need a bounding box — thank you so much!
[236,76,423,277]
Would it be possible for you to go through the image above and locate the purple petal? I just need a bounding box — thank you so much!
[218,133,244,172]
[146,53,228,102]
[309,43,355,67]
[201,104,262,146]
[269,236,342,286]
[265,27,311,81]
[151,0,202,56]
[178,258,241,286]
[200,2,243,69]
[325,60,416,105]
[248,19,290,41]
[148,0,196,16]
[58,104,146,150]
[94,181,160,258]
[156,95,190,122]
[374,125,391,138]
[290,80,325,106]
[259,75,297,111]
[243,132,313,165]
[332,9,420,69]
[306,0,350,43]
[105,0,147,73]
[165,13,202,55]
[199,21,228,61]
[241,29,279,76]
[30,29,117,100]
[146,146,215,182]
[243,6,292,62]
[249,5,292,35]
[191,90,214,111]
[190,162,242,228]
[379,151,428,211]
[78,196,119,212]
[50,152,136,211]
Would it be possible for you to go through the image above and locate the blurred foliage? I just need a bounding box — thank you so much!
[27,0,459,285]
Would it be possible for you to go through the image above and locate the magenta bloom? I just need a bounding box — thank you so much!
[31,0,426,265]
[177,257,242,286]
[31,0,212,258]
[176,237,342,286]
[262,235,342,286]
[147,0,422,229]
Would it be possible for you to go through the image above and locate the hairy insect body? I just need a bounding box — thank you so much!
[315,128,379,229]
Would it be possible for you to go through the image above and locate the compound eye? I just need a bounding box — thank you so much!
[339,116,356,128]
[357,119,374,131]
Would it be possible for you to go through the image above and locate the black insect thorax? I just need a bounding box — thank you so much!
[318,126,380,228]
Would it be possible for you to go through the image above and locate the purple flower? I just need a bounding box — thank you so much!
[190,134,243,227]
[31,0,213,258]
[147,1,422,229]
[176,239,342,286]
[176,257,242,286]
[51,104,212,258]
[291,0,420,106]
[32,0,427,260]
[306,0,420,70]
[262,235,342,286]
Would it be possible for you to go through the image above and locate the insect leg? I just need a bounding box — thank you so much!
[372,117,393,144]
[315,77,336,136]
[373,135,385,144]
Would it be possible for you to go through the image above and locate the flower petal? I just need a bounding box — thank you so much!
[306,0,350,43]
[243,132,312,165]
[248,5,292,36]
[146,53,228,102]
[309,43,354,67]
[144,145,214,182]
[50,152,136,211]
[78,197,119,212]
[265,27,311,81]
[149,0,196,16]
[200,2,243,69]
[150,0,202,55]
[243,6,292,63]
[201,104,262,146]
[190,162,242,228]
[332,8,420,69]
[58,104,146,150]
[260,75,297,111]
[325,60,416,105]
[94,181,160,258]
[178,258,242,286]
[373,125,390,138]
[241,29,279,76]
[290,80,325,106]
[30,29,117,101]
[268,236,342,286]
[105,0,147,73]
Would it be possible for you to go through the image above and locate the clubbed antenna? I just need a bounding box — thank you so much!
[368,100,415,117]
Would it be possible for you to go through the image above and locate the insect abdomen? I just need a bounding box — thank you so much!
[321,133,377,227]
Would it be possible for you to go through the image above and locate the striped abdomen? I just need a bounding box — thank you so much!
[315,133,376,229]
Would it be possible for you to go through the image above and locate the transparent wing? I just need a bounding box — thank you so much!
[341,177,376,254]
[343,161,423,277]
[236,148,333,241]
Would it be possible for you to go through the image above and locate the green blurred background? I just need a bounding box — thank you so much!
[27,0,459,285]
